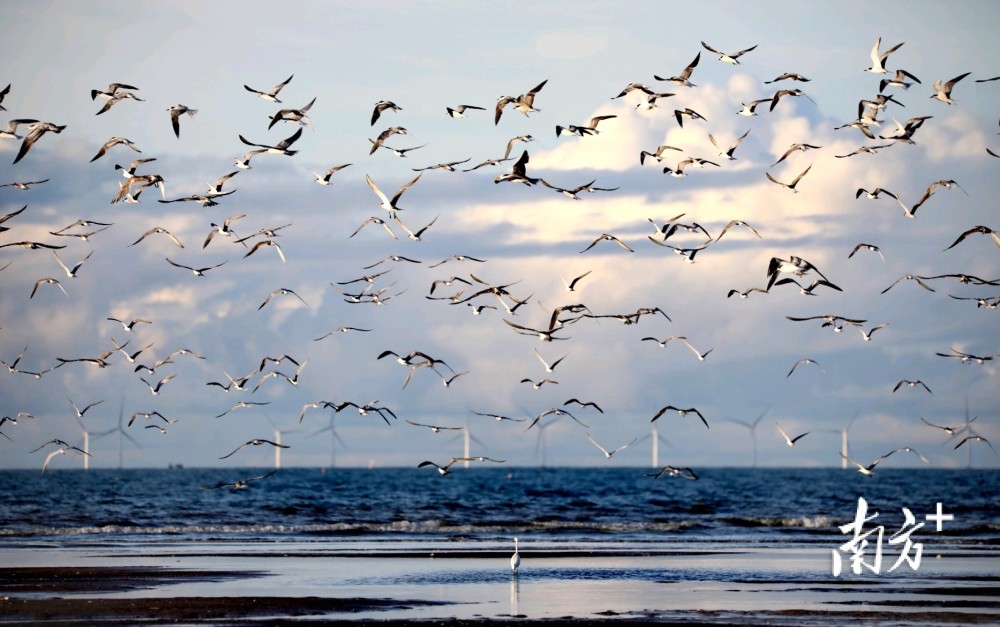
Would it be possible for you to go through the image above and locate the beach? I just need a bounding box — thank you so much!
[2,540,998,624]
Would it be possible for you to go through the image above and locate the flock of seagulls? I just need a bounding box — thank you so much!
[0,31,996,482]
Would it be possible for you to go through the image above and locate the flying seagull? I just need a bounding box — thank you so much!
[786,358,824,378]
[219,438,289,460]
[244,74,294,102]
[709,129,750,160]
[13,122,66,164]
[167,105,197,138]
[239,127,303,156]
[775,422,810,446]
[894,380,932,394]
[579,233,634,253]
[90,136,141,162]
[203,469,278,491]
[446,104,485,118]
[371,100,402,126]
[494,150,538,185]
[701,41,757,64]
[495,79,547,125]
[650,405,709,429]
[654,51,700,87]
[366,173,421,218]
[930,72,971,105]
[765,164,813,192]
[864,37,904,74]
[943,226,1000,251]
[418,456,505,475]
[165,257,227,277]
[586,433,638,459]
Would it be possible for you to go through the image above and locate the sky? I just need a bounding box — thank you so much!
[0,0,997,470]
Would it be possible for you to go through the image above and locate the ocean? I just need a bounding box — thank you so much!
[2,467,996,548]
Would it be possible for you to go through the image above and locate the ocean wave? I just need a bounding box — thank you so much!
[0,518,705,539]
[721,515,837,530]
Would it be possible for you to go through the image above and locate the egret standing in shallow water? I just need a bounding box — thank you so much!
[511,537,521,576]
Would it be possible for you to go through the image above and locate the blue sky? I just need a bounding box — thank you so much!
[0,1,997,470]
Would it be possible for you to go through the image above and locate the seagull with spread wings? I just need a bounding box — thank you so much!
[701,40,757,64]
[775,422,810,447]
[219,438,289,460]
[244,74,293,102]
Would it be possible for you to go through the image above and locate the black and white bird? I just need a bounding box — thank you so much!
[90,136,141,162]
[30,277,67,299]
[310,163,352,185]
[90,82,139,101]
[786,358,823,378]
[495,79,547,125]
[775,422,810,446]
[646,465,698,480]
[494,150,538,185]
[765,164,812,192]
[894,380,932,394]
[674,107,707,127]
[0,118,39,140]
[771,143,821,167]
[736,99,771,117]
[94,90,144,115]
[654,51,700,87]
[943,226,1000,251]
[769,89,815,111]
[766,255,828,290]
[765,72,811,84]
[640,144,683,165]
[446,104,485,118]
[650,405,709,429]
[268,97,316,130]
[219,438,289,460]
[930,72,971,105]
[418,456,504,475]
[13,122,66,164]
[371,100,402,126]
[239,127,303,156]
[586,433,638,459]
[165,257,227,277]
[701,40,757,64]
[555,114,617,137]
[773,277,843,296]
[579,233,634,253]
[167,105,197,138]
[244,74,294,102]
[366,173,421,218]
[140,374,175,396]
[865,37,904,74]
[709,129,750,160]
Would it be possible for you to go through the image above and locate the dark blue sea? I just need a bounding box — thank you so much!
[1,467,996,550]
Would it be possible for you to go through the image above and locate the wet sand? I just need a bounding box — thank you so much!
[1,545,998,624]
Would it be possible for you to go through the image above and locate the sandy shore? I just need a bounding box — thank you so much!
[1,546,998,624]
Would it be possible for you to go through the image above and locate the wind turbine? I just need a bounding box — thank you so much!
[445,423,490,469]
[74,416,90,470]
[635,424,672,468]
[724,406,769,468]
[310,410,346,468]
[533,421,554,468]
[945,396,981,468]
[839,411,861,469]
[92,397,140,469]
[266,415,300,469]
